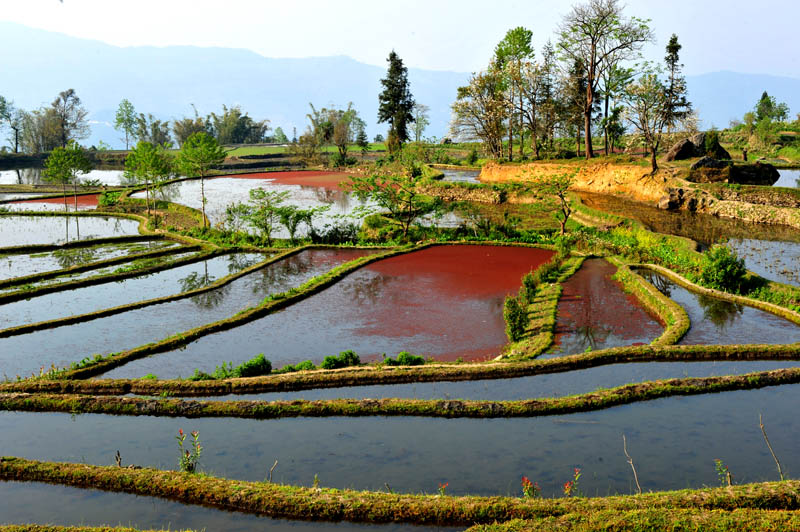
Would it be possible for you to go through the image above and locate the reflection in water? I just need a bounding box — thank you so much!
[638,269,800,345]
[774,169,800,189]
[52,246,97,269]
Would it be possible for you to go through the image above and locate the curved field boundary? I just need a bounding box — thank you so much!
[0,243,188,291]
[3,368,800,419]
[0,247,301,338]
[0,235,157,256]
[52,245,427,379]
[608,257,689,346]
[501,256,585,360]
[5,343,800,396]
[0,457,797,526]
[0,248,216,307]
[637,264,800,325]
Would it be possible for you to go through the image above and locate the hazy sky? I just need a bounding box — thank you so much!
[3,0,799,77]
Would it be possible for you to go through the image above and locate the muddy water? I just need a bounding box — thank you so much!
[1,384,798,497]
[774,169,800,188]
[577,191,800,247]
[549,259,663,356]
[441,169,481,183]
[137,176,375,235]
[0,483,448,532]
[106,245,555,379]
[638,270,800,345]
[726,238,800,287]
[6,193,100,212]
[0,240,178,281]
[0,168,125,185]
[0,253,266,330]
[0,249,375,379]
[195,361,800,403]
[0,215,141,247]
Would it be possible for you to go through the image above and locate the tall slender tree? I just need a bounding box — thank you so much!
[51,89,90,148]
[558,0,653,159]
[176,132,227,229]
[43,142,93,212]
[663,34,692,133]
[495,27,534,161]
[114,99,137,150]
[378,51,415,154]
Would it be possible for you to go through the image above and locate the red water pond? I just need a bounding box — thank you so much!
[225,171,353,191]
[551,258,664,355]
[11,194,100,208]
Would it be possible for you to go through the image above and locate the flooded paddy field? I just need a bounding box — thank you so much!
[0,239,178,281]
[0,248,375,378]
[441,168,481,183]
[0,168,126,186]
[196,360,800,403]
[0,482,449,532]
[104,245,555,378]
[726,238,800,287]
[1,384,798,497]
[0,215,142,247]
[4,193,101,212]
[0,252,266,330]
[638,270,800,345]
[773,168,800,188]
[549,259,663,356]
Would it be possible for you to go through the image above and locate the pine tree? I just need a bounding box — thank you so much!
[664,34,692,133]
[378,51,415,153]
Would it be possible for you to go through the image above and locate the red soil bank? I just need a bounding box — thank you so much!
[224,171,353,191]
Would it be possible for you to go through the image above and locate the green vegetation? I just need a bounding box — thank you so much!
[188,354,273,381]
[320,350,361,370]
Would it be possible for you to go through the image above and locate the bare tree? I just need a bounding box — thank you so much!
[50,89,90,148]
[412,103,430,142]
[558,0,653,159]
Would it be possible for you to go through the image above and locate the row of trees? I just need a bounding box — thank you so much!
[0,89,90,154]
[450,0,692,171]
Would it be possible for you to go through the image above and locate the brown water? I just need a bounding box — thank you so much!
[549,259,664,355]
[104,245,556,379]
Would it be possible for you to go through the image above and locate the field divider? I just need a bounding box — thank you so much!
[3,367,800,419]
[0,242,189,290]
[0,247,218,306]
[0,247,303,339]
[608,257,690,345]
[0,457,798,526]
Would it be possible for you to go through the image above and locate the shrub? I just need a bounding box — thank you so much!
[98,191,122,207]
[276,360,317,374]
[503,293,529,342]
[466,147,479,165]
[521,271,538,303]
[321,350,361,370]
[699,245,747,293]
[235,353,272,378]
[384,351,426,366]
[533,258,561,285]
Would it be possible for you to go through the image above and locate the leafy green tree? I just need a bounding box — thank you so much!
[135,113,172,147]
[663,35,692,134]
[124,141,174,218]
[276,204,329,244]
[558,0,653,159]
[273,127,288,144]
[0,98,23,153]
[451,64,507,159]
[50,89,90,148]
[356,127,369,158]
[114,99,137,150]
[176,132,227,228]
[527,171,576,234]
[206,105,269,144]
[43,141,93,212]
[599,65,634,154]
[246,188,290,246]
[378,51,415,154]
[347,173,439,238]
[754,91,789,122]
[412,103,430,142]
[173,105,206,147]
[495,26,534,161]
[622,69,670,172]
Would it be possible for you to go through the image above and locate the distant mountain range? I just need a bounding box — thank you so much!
[1,22,798,149]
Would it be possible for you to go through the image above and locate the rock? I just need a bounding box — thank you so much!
[657,189,683,210]
[730,162,780,186]
[665,138,696,161]
[691,157,730,170]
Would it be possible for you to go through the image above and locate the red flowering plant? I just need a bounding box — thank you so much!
[438,482,449,496]
[521,476,540,498]
[176,429,202,473]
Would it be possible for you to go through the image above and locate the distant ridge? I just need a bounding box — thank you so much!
[0,22,798,149]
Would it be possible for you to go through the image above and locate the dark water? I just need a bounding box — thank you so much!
[638,270,800,345]
[1,384,798,497]
[0,483,452,532]
[550,259,663,356]
[106,246,556,379]
[726,238,800,287]
[577,191,800,247]
[0,249,375,379]
[194,361,800,402]
[0,216,141,247]
[0,253,266,330]
[441,169,481,183]
[0,168,125,185]
[0,240,178,281]
[774,169,800,188]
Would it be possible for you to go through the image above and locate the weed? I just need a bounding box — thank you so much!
[176,429,202,473]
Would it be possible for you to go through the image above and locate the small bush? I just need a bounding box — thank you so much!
[384,351,426,366]
[521,271,538,303]
[699,245,747,293]
[98,191,122,207]
[503,293,529,342]
[235,353,272,378]
[321,350,361,370]
[466,147,479,165]
[276,360,317,374]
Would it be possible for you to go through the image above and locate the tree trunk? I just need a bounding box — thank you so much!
[518,93,524,160]
[508,86,514,162]
[62,183,68,213]
[200,175,207,229]
[650,147,658,173]
[604,92,610,156]
[73,181,78,212]
[583,104,594,159]
[576,127,582,158]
